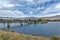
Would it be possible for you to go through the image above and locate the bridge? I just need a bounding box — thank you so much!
[0,18,32,29]
[0,17,48,29]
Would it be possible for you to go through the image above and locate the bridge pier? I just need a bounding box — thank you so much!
[3,22,5,25]
[20,23,24,26]
[7,23,10,29]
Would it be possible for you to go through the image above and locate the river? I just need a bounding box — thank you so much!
[0,22,60,37]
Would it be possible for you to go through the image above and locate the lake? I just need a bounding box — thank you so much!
[0,22,60,37]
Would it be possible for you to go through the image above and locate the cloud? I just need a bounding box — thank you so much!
[29,11,33,15]
[0,0,60,17]
[42,13,60,17]
[0,10,25,18]
[0,0,21,9]
[39,2,60,17]
[34,0,51,4]
[54,3,60,11]
[0,1,13,8]
[26,0,34,3]
[42,2,60,14]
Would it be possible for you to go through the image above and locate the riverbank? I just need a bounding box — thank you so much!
[0,30,50,40]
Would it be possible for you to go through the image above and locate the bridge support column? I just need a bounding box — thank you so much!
[7,23,10,29]
[21,23,23,26]
[20,23,24,26]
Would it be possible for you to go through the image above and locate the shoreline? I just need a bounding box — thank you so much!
[0,30,50,40]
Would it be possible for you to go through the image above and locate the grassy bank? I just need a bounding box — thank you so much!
[51,37,60,40]
[0,30,50,40]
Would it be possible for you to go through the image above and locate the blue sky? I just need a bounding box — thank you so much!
[0,0,60,18]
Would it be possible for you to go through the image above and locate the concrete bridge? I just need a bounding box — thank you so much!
[0,18,31,29]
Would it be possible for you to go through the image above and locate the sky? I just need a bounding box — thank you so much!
[0,0,60,18]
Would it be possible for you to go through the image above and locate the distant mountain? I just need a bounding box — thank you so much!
[41,15,60,20]
[51,15,60,17]
[0,17,15,19]
[1,15,60,20]
[15,17,39,20]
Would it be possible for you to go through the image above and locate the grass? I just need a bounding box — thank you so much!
[51,37,60,40]
[0,30,50,40]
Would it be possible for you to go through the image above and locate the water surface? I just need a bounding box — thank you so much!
[0,22,60,37]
